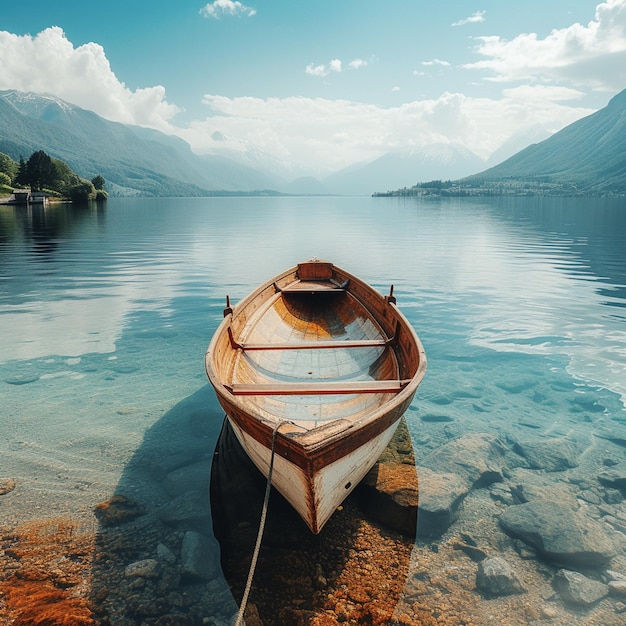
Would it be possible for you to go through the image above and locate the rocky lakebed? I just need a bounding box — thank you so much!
[1,398,626,625]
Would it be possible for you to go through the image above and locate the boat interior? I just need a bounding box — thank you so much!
[227,286,404,430]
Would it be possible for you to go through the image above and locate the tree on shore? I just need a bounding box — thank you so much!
[0,149,107,203]
[68,180,97,203]
[91,174,108,202]
[25,150,57,191]
[14,156,27,187]
[0,152,17,181]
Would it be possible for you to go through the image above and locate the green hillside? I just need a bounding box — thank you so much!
[465,90,626,195]
[0,90,279,196]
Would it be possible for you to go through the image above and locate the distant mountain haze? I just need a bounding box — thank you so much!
[2,89,624,196]
[324,144,485,195]
[0,90,280,196]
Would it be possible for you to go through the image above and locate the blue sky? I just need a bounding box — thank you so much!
[1,1,625,174]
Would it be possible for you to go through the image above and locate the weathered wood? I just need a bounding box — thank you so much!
[227,379,410,396]
[237,337,392,350]
[205,259,427,533]
[296,260,334,280]
[280,280,345,293]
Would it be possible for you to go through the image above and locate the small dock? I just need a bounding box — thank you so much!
[6,189,50,206]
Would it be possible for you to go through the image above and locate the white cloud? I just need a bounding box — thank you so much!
[305,63,327,77]
[0,27,179,130]
[464,0,626,90]
[305,58,342,77]
[452,11,486,27]
[349,58,368,69]
[306,57,370,77]
[0,25,604,176]
[502,84,586,103]
[200,0,257,19]
[174,89,593,173]
[329,59,342,73]
[422,59,451,67]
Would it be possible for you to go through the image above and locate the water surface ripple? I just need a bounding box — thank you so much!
[1,195,626,624]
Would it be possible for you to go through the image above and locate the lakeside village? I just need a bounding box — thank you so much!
[0,149,107,206]
[373,178,592,198]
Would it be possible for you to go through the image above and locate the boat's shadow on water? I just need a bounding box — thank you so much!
[86,386,418,625]
[88,386,239,625]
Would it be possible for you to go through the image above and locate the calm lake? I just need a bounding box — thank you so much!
[1,195,626,624]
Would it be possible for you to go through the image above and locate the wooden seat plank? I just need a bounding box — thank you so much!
[281,282,344,293]
[226,379,410,396]
[228,326,392,351]
[240,338,390,350]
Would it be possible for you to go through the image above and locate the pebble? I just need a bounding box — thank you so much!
[0,478,16,496]
[609,580,626,597]
[476,556,526,596]
[94,494,144,527]
[540,605,559,618]
[157,542,177,564]
[124,558,161,579]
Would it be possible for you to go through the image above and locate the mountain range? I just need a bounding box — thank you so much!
[1,88,624,196]
[0,90,282,196]
[326,144,485,195]
[464,89,626,195]
[0,90,491,196]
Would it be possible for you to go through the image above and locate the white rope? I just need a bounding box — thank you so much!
[235,421,284,626]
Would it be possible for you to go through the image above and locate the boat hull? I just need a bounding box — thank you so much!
[206,261,426,533]
[228,409,402,533]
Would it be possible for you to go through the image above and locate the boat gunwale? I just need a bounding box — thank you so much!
[205,262,426,471]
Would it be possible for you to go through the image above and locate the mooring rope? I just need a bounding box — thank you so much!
[235,421,284,626]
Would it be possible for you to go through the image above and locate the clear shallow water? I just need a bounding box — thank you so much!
[1,195,626,622]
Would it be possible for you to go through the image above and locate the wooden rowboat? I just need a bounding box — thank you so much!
[205,260,426,533]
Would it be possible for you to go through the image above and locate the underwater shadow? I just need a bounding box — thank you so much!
[88,385,239,625]
[86,386,418,625]
[211,417,419,625]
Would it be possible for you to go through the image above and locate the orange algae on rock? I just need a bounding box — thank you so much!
[0,518,94,626]
[2,579,93,626]
[93,494,143,527]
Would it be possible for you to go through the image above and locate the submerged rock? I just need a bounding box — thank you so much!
[513,438,580,471]
[359,462,418,536]
[420,433,507,489]
[499,501,618,568]
[552,569,609,606]
[124,558,161,579]
[162,460,211,498]
[415,466,468,538]
[598,462,626,491]
[609,580,626,597]
[4,373,40,385]
[0,478,16,496]
[505,471,579,508]
[452,537,488,562]
[94,495,144,527]
[156,542,177,564]
[476,556,525,596]
[156,491,211,528]
[180,531,221,582]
